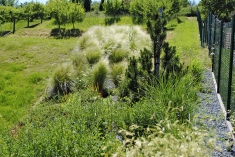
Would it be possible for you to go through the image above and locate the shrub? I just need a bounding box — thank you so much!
[48,63,75,99]
[162,42,183,78]
[110,63,125,86]
[139,48,153,75]
[85,48,101,65]
[92,59,108,92]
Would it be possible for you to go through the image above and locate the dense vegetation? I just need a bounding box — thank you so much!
[0,0,230,156]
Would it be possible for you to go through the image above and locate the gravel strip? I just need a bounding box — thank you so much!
[196,70,235,156]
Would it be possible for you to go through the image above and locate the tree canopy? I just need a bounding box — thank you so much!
[46,0,84,29]
[129,0,181,23]
[199,0,235,21]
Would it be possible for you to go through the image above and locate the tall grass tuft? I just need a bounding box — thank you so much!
[85,48,101,65]
[92,59,108,92]
[71,52,88,76]
[48,63,76,99]
[189,59,203,82]
[110,63,125,86]
[109,48,129,64]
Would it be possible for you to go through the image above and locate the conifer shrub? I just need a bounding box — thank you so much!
[162,42,183,78]
[48,63,75,99]
[139,48,153,75]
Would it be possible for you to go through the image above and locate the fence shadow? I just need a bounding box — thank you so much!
[50,28,83,39]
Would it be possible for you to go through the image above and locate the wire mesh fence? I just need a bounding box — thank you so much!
[197,12,235,117]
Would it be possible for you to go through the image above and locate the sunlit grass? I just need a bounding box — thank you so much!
[167,16,211,69]
[0,36,77,131]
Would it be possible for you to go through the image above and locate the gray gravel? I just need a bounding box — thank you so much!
[196,70,235,156]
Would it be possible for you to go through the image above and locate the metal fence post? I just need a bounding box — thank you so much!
[212,15,216,72]
[217,20,224,93]
[227,15,235,119]
[208,12,212,54]
[202,21,205,47]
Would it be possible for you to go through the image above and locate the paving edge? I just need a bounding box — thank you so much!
[211,72,235,141]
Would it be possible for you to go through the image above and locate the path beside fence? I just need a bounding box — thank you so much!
[197,12,235,118]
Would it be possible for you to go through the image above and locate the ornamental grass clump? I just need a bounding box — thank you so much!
[71,52,88,76]
[85,48,101,65]
[109,48,129,64]
[48,63,75,99]
[110,63,125,86]
[92,59,108,93]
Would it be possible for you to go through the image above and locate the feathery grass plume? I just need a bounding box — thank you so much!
[48,63,75,99]
[85,48,101,65]
[114,121,213,157]
[79,25,151,59]
[92,59,108,93]
[110,63,125,86]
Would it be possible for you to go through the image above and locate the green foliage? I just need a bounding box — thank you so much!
[139,48,152,75]
[68,2,85,29]
[129,0,181,23]
[46,0,68,29]
[0,0,16,6]
[146,12,167,78]
[189,59,203,82]
[162,42,183,78]
[199,0,235,21]
[119,57,140,101]
[23,2,44,16]
[92,60,108,92]
[85,48,101,65]
[104,0,122,18]
[48,63,75,98]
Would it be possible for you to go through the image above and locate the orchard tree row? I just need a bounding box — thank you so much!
[0,0,85,29]
[0,0,194,25]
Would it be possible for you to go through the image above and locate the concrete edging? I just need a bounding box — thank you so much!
[211,72,235,140]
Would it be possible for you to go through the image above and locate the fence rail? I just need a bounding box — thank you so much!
[197,11,235,118]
